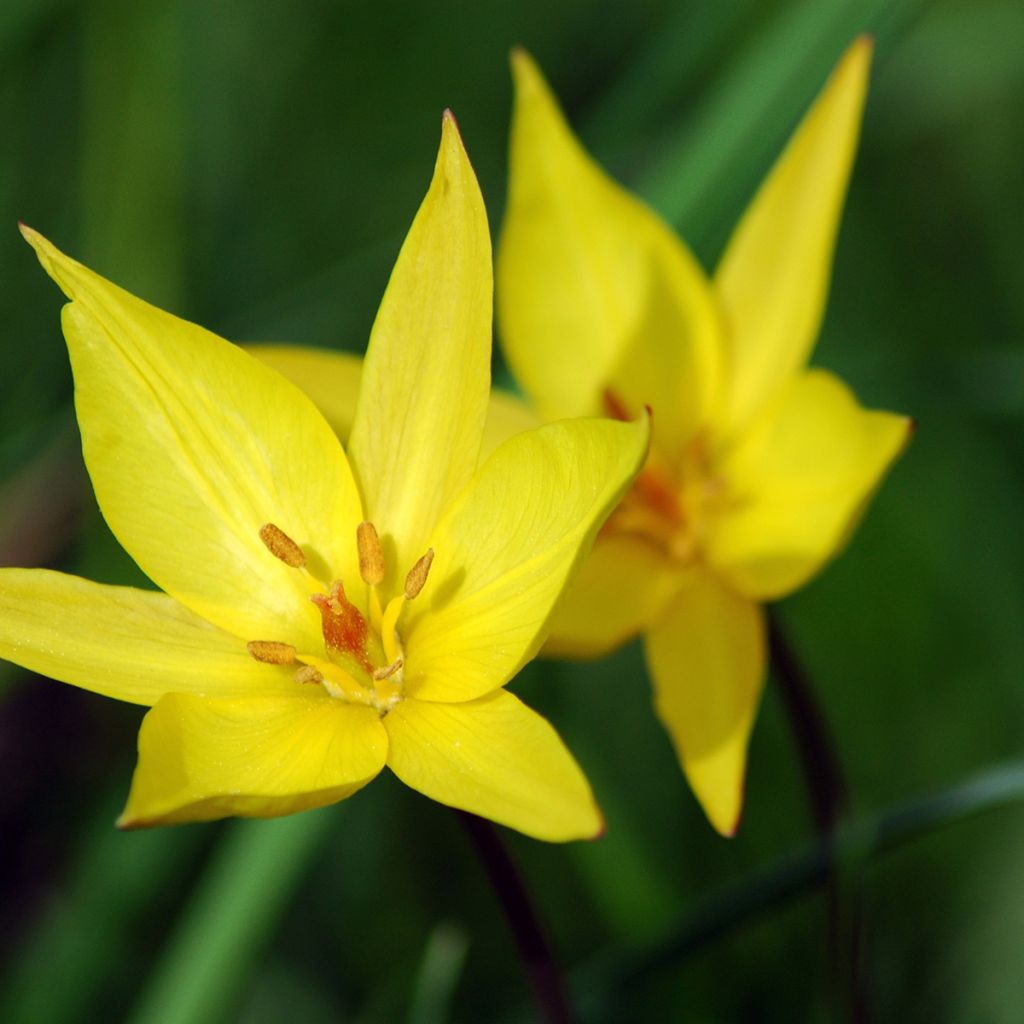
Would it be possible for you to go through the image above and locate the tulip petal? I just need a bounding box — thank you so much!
[0,568,295,705]
[645,569,765,837]
[498,50,721,449]
[384,690,601,841]
[118,692,388,827]
[708,369,910,600]
[347,114,492,587]
[250,344,540,463]
[22,228,363,653]
[405,415,649,702]
[715,38,872,433]
[247,344,363,444]
[543,536,681,659]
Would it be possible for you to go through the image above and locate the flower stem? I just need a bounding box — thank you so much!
[767,611,867,1023]
[455,811,575,1024]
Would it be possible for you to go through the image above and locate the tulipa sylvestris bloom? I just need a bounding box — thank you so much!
[494,41,912,836]
[0,116,649,840]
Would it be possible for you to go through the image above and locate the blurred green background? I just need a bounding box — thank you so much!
[2,0,1023,1020]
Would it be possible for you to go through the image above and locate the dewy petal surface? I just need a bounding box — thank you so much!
[645,568,766,837]
[347,114,492,586]
[543,536,681,659]
[249,344,541,464]
[404,416,649,702]
[384,690,601,842]
[498,50,721,440]
[0,569,294,705]
[118,692,388,827]
[22,228,363,652]
[714,38,872,434]
[707,369,911,600]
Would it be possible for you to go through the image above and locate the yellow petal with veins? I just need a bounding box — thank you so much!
[714,37,872,434]
[498,49,721,448]
[21,228,363,653]
[384,690,601,841]
[543,536,681,659]
[645,568,765,837]
[707,369,910,600]
[246,344,363,445]
[405,415,649,702]
[0,569,295,704]
[248,344,541,463]
[118,692,388,827]
[347,113,492,588]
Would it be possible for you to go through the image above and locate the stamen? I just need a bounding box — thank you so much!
[294,665,324,686]
[259,523,306,568]
[247,640,296,664]
[356,521,385,585]
[404,548,434,600]
[372,658,403,681]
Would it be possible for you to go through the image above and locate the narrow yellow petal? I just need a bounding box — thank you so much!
[543,536,681,659]
[384,690,601,842]
[250,344,541,466]
[715,38,873,433]
[0,568,294,705]
[708,369,911,600]
[480,388,544,462]
[21,228,363,652]
[645,569,766,837]
[498,49,722,449]
[246,344,363,444]
[404,415,649,702]
[118,692,387,827]
[347,114,492,588]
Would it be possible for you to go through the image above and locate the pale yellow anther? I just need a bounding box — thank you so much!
[356,521,385,585]
[372,658,403,681]
[259,523,306,568]
[294,664,324,686]
[404,548,434,600]
[247,640,297,665]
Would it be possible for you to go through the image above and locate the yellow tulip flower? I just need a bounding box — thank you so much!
[495,40,911,836]
[0,115,649,841]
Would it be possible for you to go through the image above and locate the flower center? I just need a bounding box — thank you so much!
[600,389,728,564]
[246,520,433,715]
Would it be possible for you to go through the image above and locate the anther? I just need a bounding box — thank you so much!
[247,640,297,665]
[294,665,323,686]
[356,521,385,585]
[372,658,403,681]
[404,549,434,600]
[259,523,306,568]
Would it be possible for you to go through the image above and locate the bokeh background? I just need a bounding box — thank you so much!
[2,0,1023,1020]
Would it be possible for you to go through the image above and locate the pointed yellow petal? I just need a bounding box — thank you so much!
[347,114,492,587]
[22,228,363,652]
[715,38,872,432]
[543,536,680,659]
[405,415,649,702]
[480,388,544,462]
[0,568,295,704]
[708,369,910,600]
[247,344,363,444]
[645,569,766,837]
[498,49,722,449]
[385,690,601,841]
[250,344,541,466]
[118,692,387,827]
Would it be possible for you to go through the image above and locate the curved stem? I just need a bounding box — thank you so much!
[455,811,575,1024]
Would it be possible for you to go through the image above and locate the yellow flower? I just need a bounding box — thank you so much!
[494,40,912,836]
[0,116,648,841]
